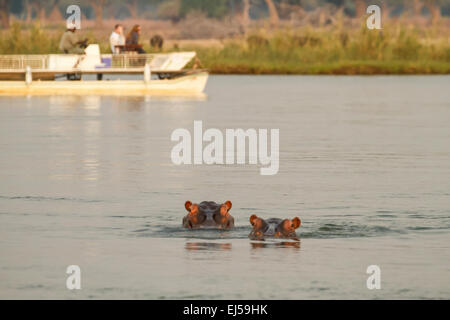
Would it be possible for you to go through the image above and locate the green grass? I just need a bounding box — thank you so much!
[198,60,450,74]
[1,22,449,74]
[195,27,450,74]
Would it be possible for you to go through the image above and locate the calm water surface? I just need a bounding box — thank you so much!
[0,75,449,299]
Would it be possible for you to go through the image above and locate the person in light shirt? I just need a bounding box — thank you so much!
[109,24,125,54]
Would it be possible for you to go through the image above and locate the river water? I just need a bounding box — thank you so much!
[0,75,449,299]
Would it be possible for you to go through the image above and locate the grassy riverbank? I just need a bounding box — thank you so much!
[1,23,449,74]
[195,26,450,74]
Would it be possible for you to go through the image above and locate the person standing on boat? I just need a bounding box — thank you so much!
[59,27,87,54]
[110,24,125,54]
[126,25,146,54]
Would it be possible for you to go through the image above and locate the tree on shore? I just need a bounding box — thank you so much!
[31,0,47,23]
[412,0,424,16]
[264,0,279,27]
[241,0,251,31]
[423,0,442,25]
[156,0,181,22]
[354,0,366,18]
[91,0,107,27]
[179,0,230,19]
[238,0,280,29]
[125,0,138,19]
[0,0,10,28]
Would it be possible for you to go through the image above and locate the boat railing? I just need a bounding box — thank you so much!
[0,54,153,70]
[0,52,196,72]
[103,54,153,68]
[0,55,49,70]
[99,52,196,71]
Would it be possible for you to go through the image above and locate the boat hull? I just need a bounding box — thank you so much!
[0,72,208,96]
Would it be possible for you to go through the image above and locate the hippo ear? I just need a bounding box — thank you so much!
[190,204,198,215]
[220,201,232,216]
[292,217,301,229]
[250,214,258,226]
[224,200,232,210]
[185,201,192,211]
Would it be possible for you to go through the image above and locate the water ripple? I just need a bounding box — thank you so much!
[0,195,103,203]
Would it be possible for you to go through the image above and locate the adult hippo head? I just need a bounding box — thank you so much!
[249,215,301,240]
[183,200,234,229]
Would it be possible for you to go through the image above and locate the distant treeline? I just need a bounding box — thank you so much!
[1,0,450,29]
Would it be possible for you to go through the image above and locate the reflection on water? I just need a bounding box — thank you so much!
[185,242,232,251]
[48,96,101,114]
[250,240,301,250]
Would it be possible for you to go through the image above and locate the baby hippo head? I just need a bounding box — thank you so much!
[183,200,234,229]
[249,215,301,239]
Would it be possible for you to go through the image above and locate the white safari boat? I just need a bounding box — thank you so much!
[0,45,208,95]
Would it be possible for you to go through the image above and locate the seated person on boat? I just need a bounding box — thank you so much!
[125,24,146,54]
[110,24,125,54]
[59,25,88,54]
